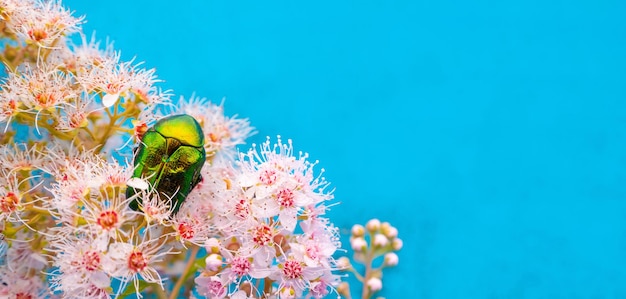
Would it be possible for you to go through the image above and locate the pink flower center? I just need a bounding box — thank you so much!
[231,256,251,277]
[306,245,321,261]
[83,250,101,271]
[259,169,277,185]
[252,224,273,246]
[276,188,295,207]
[234,199,250,219]
[208,280,226,297]
[282,259,303,280]
[128,251,147,272]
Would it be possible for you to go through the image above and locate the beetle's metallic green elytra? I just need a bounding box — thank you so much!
[126,114,206,215]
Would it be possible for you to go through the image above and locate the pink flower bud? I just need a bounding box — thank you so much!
[351,237,367,252]
[367,277,383,292]
[392,238,403,251]
[351,224,365,237]
[373,234,389,247]
[337,256,351,269]
[205,254,223,271]
[366,218,381,232]
[204,238,220,253]
[384,252,399,266]
[385,226,398,239]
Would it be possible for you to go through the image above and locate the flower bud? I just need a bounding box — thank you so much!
[204,238,220,253]
[366,218,381,232]
[367,277,383,292]
[351,224,365,237]
[392,238,403,251]
[383,252,399,266]
[337,282,351,297]
[373,233,389,248]
[337,256,352,269]
[382,223,398,239]
[205,253,223,271]
[381,221,391,232]
[351,237,367,252]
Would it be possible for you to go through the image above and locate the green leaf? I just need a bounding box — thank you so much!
[119,279,152,298]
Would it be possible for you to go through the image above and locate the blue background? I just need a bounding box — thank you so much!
[65,0,626,298]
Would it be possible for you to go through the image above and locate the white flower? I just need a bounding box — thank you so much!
[171,212,213,246]
[6,0,83,47]
[75,56,160,108]
[55,95,95,132]
[172,95,255,161]
[194,274,228,299]
[218,246,273,284]
[6,237,47,276]
[0,143,48,173]
[0,169,41,223]
[80,186,136,242]
[0,266,48,299]
[48,233,111,298]
[309,270,341,299]
[102,230,175,298]
[269,256,324,295]
[236,137,333,232]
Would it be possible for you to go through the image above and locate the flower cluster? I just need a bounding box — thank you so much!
[0,0,378,299]
[190,137,341,298]
[336,219,402,299]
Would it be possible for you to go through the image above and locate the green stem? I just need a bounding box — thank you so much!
[361,233,376,299]
[154,283,168,299]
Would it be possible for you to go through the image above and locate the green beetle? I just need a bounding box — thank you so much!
[126,114,206,215]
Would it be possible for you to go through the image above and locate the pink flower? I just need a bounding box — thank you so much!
[101,229,175,298]
[171,95,255,162]
[48,233,110,298]
[194,275,228,299]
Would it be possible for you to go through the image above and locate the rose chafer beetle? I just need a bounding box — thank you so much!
[126,114,206,215]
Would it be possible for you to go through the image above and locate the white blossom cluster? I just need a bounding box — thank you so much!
[0,0,344,299]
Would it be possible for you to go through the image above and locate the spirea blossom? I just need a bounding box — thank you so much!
[0,0,394,298]
[172,94,255,162]
[190,137,341,298]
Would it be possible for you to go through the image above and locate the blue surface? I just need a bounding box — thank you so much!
[65,0,626,298]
